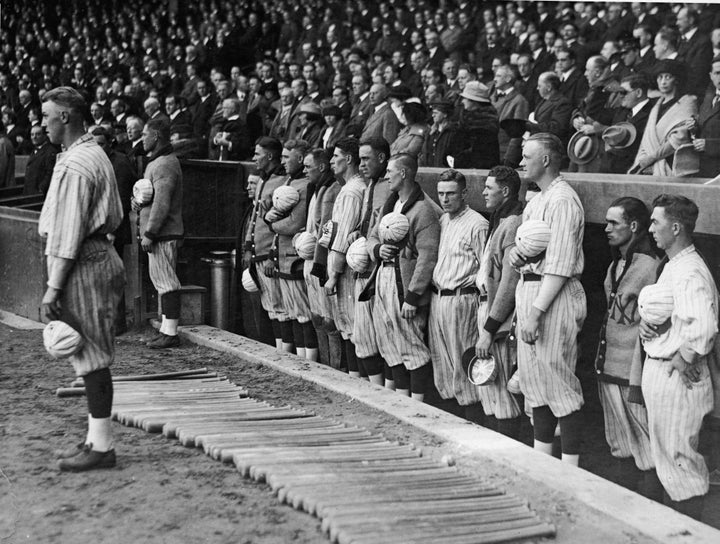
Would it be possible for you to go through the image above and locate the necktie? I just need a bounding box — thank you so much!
[713,94,720,109]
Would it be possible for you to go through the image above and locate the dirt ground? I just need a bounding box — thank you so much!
[0,321,718,544]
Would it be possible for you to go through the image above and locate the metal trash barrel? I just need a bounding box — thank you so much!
[202,251,232,330]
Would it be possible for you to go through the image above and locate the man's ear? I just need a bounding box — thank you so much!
[629,220,639,233]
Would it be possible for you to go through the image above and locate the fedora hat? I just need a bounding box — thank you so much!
[601,122,637,150]
[672,142,700,178]
[388,85,413,100]
[460,81,491,103]
[298,101,323,117]
[500,118,528,138]
[567,131,600,165]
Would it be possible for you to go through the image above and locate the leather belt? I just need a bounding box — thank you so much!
[382,261,396,267]
[430,285,486,300]
[521,272,541,282]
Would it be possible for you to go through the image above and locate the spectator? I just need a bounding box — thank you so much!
[421,99,461,168]
[293,102,325,148]
[455,81,499,169]
[516,53,539,110]
[491,64,530,167]
[212,98,252,161]
[125,116,146,177]
[390,101,429,159]
[633,23,658,75]
[269,86,296,142]
[691,55,720,178]
[0,121,15,188]
[360,83,401,144]
[24,124,58,195]
[165,95,192,140]
[556,47,589,109]
[677,7,714,99]
[527,72,574,151]
[319,105,346,150]
[630,60,698,176]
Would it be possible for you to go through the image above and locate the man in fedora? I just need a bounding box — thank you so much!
[294,102,325,148]
[455,81,499,168]
[567,131,601,172]
[600,74,653,174]
[690,55,720,178]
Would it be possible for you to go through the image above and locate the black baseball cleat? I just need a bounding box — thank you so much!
[57,445,116,472]
[147,332,180,349]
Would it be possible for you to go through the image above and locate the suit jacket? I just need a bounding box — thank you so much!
[319,121,346,150]
[24,141,58,195]
[492,89,530,167]
[348,95,373,138]
[213,117,251,161]
[678,31,714,98]
[529,92,573,147]
[295,122,324,149]
[599,100,654,174]
[697,92,720,178]
[169,110,193,138]
[560,68,590,109]
[127,140,147,178]
[191,95,218,156]
[360,104,401,144]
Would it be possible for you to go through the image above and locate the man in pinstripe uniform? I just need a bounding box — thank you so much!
[640,194,717,519]
[243,137,287,350]
[597,197,658,497]
[510,133,586,465]
[353,138,391,386]
[475,166,524,438]
[363,154,441,400]
[428,168,489,421]
[40,87,125,471]
[324,138,366,375]
[136,118,184,349]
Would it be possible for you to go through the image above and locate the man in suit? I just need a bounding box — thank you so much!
[633,24,658,76]
[24,124,58,195]
[212,98,252,161]
[599,74,654,174]
[144,97,170,125]
[557,48,590,109]
[346,74,373,139]
[693,56,720,178]
[165,95,192,140]
[516,53,540,111]
[360,84,401,144]
[492,65,529,168]
[190,80,217,159]
[527,72,573,152]
[677,7,714,99]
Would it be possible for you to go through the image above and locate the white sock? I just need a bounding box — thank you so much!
[165,318,179,336]
[84,413,92,445]
[369,374,384,386]
[88,416,113,452]
[275,338,283,350]
[562,453,580,466]
[305,348,319,362]
[534,440,554,455]
[348,371,361,379]
[281,342,294,353]
[159,315,168,335]
[411,393,424,402]
[295,347,306,359]
[396,388,410,397]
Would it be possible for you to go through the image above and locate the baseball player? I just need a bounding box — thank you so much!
[428,169,489,420]
[474,166,524,438]
[302,148,343,367]
[510,133,586,465]
[136,118,184,349]
[639,194,717,520]
[598,197,658,496]
[40,87,125,471]
[243,137,287,349]
[265,139,318,360]
[324,137,366,375]
[362,153,441,400]
[354,138,392,386]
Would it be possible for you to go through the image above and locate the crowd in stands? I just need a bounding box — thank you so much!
[3,0,720,190]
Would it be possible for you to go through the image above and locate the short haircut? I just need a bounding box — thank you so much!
[526,132,566,161]
[540,71,561,90]
[146,118,170,140]
[334,137,360,165]
[589,55,609,71]
[284,138,311,156]
[656,26,680,51]
[438,168,467,189]
[487,166,521,198]
[390,153,418,180]
[609,196,650,232]
[310,148,330,168]
[556,47,576,61]
[91,125,113,140]
[42,86,87,116]
[256,136,283,159]
[622,73,650,93]
[359,137,390,159]
[652,194,699,234]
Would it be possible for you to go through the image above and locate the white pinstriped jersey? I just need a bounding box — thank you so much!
[432,207,488,290]
[643,246,718,361]
[521,176,584,278]
[39,134,122,259]
[327,174,366,273]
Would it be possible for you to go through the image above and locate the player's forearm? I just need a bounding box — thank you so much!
[47,256,76,290]
[532,273,568,313]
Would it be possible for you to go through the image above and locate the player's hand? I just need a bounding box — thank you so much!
[378,244,399,261]
[668,353,698,389]
[324,275,338,295]
[520,307,542,344]
[638,320,659,342]
[141,236,154,253]
[693,138,706,152]
[130,197,142,212]
[263,262,275,277]
[265,208,282,223]
[346,231,361,245]
[572,117,585,131]
[580,124,595,135]
[475,329,493,359]
[241,251,252,269]
[42,287,63,321]
[401,302,417,319]
[508,247,527,268]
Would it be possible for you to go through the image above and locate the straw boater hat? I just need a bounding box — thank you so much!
[567,131,601,165]
[460,81,491,103]
[672,143,700,178]
[638,283,674,326]
[602,122,637,150]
